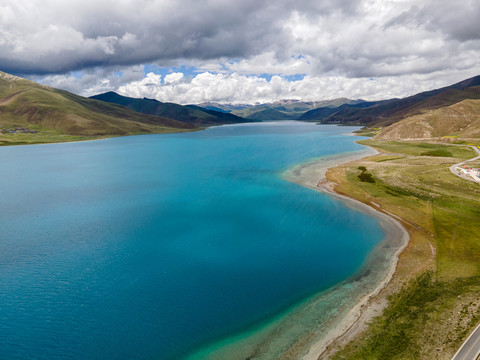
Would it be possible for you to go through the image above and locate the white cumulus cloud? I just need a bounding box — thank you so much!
[7,0,479,103]
[164,72,184,84]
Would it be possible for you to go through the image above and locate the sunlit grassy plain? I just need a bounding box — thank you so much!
[0,126,192,146]
[327,140,480,360]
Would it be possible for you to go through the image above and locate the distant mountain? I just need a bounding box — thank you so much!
[299,75,480,127]
[0,71,194,137]
[242,99,364,120]
[298,101,379,121]
[246,108,294,120]
[197,98,363,120]
[197,102,252,113]
[201,105,230,113]
[91,92,251,125]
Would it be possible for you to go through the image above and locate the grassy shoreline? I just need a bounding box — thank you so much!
[321,139,480,360]
[0,127,198,146]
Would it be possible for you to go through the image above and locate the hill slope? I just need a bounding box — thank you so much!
[245,108,294,120]
[298,101,379,121]
[90,92,250,125]
[375,98,480,140]
[0,71,195,140]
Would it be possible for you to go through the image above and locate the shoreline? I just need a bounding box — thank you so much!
[186,145,410,360]
[284,146,410,360]
[0,135,111,147]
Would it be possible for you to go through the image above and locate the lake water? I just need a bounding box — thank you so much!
[0,122,385,359]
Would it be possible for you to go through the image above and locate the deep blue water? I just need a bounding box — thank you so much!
[0,122,383,359]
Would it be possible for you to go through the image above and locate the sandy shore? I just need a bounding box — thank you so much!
[284,147,410,360]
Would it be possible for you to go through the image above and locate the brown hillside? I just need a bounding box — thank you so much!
[0,71,195,137]
[375,98,480,140]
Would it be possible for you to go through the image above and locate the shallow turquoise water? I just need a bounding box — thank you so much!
[0,122,384,359]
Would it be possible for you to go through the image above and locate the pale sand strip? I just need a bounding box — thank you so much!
[284,147,410,360]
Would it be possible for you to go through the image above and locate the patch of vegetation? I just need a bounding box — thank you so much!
[421,149,452,157]
[357,166,375,183]
[0,129,105,146]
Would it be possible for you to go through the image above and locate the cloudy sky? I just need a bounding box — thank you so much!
[1,0,480,104]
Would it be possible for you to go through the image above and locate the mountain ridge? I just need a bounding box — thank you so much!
[299,75,480,127]
[197,98,364,120]
[90,91,251,125]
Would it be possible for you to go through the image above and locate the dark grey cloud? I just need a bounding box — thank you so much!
[0,0,374,76]
[0,0,293,74]
[386,1,480,42]
[1,0,480,103]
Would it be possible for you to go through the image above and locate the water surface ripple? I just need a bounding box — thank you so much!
[0,122,383,359]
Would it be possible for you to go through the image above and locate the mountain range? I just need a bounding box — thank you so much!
[299,76,480,129]
[198,75,480,140]
[1,70,480,143]
[199,98,364,120]
[90,92,251,125]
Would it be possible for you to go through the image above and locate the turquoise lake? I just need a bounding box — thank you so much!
[0,122,385,359]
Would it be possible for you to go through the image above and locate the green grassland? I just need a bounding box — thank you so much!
[0,125,190,146]
[0,131,103,146]
[327,140,480,360]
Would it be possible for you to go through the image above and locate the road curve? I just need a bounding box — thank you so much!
[451,322,480,360]
[449,145,480,183]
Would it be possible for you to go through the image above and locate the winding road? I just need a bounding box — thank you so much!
[449,145,480,183]
[451,322,480,360]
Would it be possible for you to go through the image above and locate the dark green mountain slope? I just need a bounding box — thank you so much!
[246,108,294,120]
[298,101,379,122]
[0,71,194,141]
[90,92,250,125]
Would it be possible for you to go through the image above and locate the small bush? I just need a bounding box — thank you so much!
[358,166,375,183]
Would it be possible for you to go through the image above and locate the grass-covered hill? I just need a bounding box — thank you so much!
[375,98,480,140]
[0,71,195,144]
[299,75,480,128]
[90,91,251,125]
